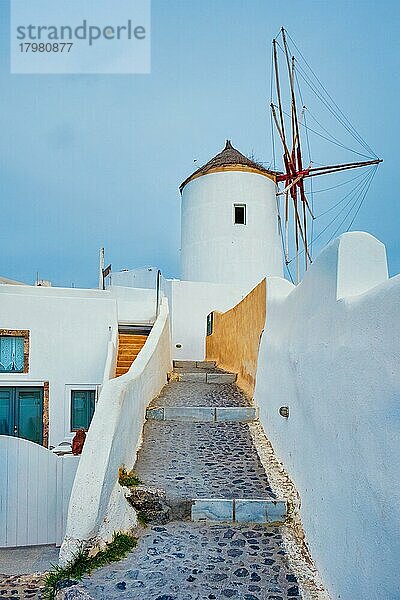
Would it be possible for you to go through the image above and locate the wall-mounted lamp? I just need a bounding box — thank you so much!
[279,406,289,418]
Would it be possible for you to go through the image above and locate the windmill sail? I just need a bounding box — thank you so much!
[270,27,382,283]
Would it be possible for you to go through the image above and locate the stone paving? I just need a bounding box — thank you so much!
[80,523,301,600]
[2,363,301,600]
[135,420,275,500]
[0,545,59,576]
[150,381,252,408]
[0,573,45,599]
[77,363,301,599]
[0,545,58,599]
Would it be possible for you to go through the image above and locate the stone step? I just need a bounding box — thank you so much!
[170,371,237,384]
[173,360,216,370]
[118,359,136,367]
[146,406,258,422]
[125,485,286,526]
[118,344,144,350]
[126,485,193,524]
[191,498,287,524]
[118,346,144,354]
[117,354,140,361]
[115,367,130,376]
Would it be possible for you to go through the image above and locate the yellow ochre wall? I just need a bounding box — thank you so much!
[206,279,266,397]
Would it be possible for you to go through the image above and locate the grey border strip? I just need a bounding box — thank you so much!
[146,406,259,422]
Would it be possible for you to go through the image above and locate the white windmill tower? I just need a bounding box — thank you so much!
[179,140,283,292]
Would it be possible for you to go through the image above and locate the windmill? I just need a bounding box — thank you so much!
[270,27,382,283]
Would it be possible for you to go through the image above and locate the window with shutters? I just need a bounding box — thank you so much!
[0,333,28,373]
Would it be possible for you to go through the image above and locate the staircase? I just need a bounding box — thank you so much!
[77,360,301,600]
[115,333,148,378]
[134,360,286,524]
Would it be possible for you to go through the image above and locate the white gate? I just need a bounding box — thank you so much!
[0,435,79,547]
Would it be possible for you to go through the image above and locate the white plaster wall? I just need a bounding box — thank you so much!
[0,285,158,445]
[0,285,107,298]
[60,298,171,564]
[165,279,249,360]
[0,290,117,447]
[108,286,157,324]
[255,232,400,599]
[110,267,159,290]
[181,171,283,287]
[56,454,80,546]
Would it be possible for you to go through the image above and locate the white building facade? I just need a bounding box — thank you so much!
[0,284,157,449]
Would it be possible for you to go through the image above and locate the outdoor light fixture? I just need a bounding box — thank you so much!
[279,406,289,418]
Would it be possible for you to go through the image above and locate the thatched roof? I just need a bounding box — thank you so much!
[180,140,277,193]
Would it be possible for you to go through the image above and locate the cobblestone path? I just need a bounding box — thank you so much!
[0,545,59,599]
[81,523,300,600]
[135,421,274,499]
[0,573,45,599]
[79,362,302,599]
[150,380,252,408]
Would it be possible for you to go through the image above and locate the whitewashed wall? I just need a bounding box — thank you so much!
[181,171,283,288]
[60,298,171,565]
[255,232,400,600]
[0,435,79,547]
[0,285,158,446]
[165,279,248,360]
[108,286,157,324]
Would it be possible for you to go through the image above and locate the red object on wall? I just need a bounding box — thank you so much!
[72,429,86,455]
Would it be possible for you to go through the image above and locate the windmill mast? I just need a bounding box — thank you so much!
[271,27,382,283]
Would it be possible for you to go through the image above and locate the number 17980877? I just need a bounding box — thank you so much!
[19,42,73,52]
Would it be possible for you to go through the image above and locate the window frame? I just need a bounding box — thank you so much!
[70,389,96,432]
[233,203,247,225]
[0,330,30,374]
[206,312,214,336]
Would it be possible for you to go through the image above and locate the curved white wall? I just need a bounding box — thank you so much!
[255,233,400,599]
[181,171,283,288]
[60,298,171,565]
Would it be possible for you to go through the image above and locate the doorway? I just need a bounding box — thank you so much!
[0,387,43,445]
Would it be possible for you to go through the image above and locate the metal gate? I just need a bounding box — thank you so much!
[0,435,78,547]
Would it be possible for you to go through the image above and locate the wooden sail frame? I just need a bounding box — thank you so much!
[271,27,382,283]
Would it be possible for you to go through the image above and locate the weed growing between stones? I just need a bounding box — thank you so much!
[43,532,137,600]
[119,465,142,486]
[136,509,149,526]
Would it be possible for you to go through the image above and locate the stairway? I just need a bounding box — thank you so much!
[115,333,148,378]
[78,361,301,599]
[133,360,284,523]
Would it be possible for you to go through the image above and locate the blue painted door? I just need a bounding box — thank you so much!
[0,388,13,435]
[0,387,43,444]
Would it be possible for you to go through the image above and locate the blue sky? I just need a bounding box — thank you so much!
[0,0,398,287]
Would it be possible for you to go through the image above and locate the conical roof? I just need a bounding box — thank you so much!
[180,140,277,193]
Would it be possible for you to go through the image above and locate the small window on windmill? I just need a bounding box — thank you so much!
[206,313,213,336]
[234,204,246,225]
